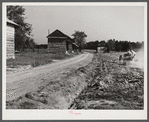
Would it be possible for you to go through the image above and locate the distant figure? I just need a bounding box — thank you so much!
[130,49,136,57]
[128,49,136,61]
[119,49,136,62]
[127,50,132,56]
[119,55,123,61]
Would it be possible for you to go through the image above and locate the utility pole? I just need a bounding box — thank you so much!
[48,29,50,35]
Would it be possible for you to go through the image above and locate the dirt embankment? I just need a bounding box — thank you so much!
[69,53,144,109]
[6,53,98,109]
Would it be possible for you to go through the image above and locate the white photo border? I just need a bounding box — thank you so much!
[2,2,147,120]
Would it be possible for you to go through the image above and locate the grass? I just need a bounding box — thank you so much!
[7,51,74,68]
[83,49,97,53]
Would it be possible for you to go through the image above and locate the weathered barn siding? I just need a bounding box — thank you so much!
[6,19,18,59]
[48,40,67,53]
[6,23,15,59]
[68,42,73,53]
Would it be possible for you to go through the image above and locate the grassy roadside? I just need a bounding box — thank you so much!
[69,52,144,109]
[7,52,78,68]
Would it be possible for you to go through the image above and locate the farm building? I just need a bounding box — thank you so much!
[97,41,106,52]
[6,19,18,59]
[47,29,79,54]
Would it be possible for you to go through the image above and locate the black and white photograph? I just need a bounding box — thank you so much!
[2,2,147,120]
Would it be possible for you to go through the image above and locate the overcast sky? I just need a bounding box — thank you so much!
[23,6,144,44]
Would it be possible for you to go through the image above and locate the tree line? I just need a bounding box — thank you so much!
[84,39,144,52]
[8,6,143,53]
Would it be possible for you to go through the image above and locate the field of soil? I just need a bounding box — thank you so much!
[6,51,144,109]
[70,52,144,109]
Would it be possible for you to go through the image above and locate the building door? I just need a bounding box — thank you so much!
[72,44,75,50]
[66,41,69,51]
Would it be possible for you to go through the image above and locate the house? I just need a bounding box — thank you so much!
[6,19,18,59]
[46,29,78,54]
[97,41,106,52]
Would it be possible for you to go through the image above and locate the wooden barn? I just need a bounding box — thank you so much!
[6,19,18,59]
[47,29,78,53]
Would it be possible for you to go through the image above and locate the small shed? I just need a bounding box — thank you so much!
[6,19,18,59]
[97,43,106,53]
[47,29,78,53]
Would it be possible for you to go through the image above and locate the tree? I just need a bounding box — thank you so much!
[128,42,132,50]
[121,41,129,51]
[25,37,30,48]
[99,40,106,46]
[114,40,122,51]
[106,39,115,52]
[29,38,36,53]
[7,6,33,51]
[72,31,87,52]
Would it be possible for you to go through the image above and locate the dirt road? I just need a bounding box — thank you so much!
[6,52,93,101]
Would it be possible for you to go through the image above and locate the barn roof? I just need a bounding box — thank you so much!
[7,19,19,27]
[47,29,71,39]
[47,29,79,47]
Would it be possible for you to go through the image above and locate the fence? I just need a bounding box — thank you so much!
[20,48,49,53]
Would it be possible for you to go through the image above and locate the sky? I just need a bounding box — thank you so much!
[23,6,144,44]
